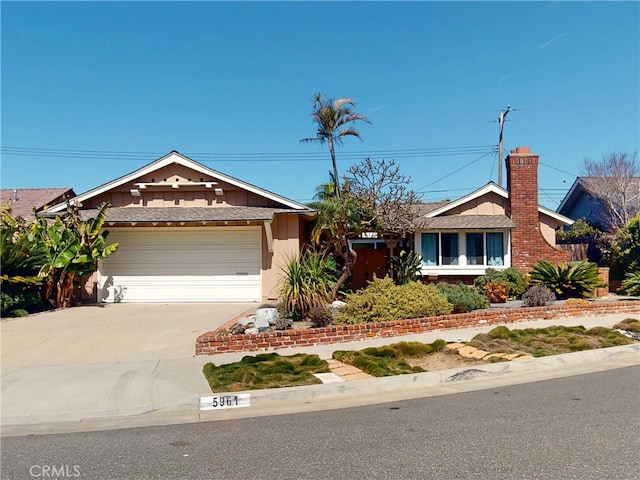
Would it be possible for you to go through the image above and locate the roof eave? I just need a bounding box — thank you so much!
[42,151,309,214]
[540,206,574,225]
[424,182,507,218]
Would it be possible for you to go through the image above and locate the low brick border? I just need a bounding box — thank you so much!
[195,301,640,356]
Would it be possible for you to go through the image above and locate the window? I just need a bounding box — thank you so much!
[421,232,459,266]
[441,233,459,265]
[466,233,484,265]
[487,232,504,266]
[421,231,505,267]
[421,233,438,266]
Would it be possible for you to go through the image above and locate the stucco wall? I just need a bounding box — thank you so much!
[262,213,303,302]
[539,214,562,247]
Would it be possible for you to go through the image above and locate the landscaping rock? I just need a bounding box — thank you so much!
[258,326,272,333]
[237,316,253,326]
[330,300,346,315]
[255,308,279,327]
[244,327,259,335]
[229,323,247,335]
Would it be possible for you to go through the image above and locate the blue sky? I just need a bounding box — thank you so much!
[1,1,638,210]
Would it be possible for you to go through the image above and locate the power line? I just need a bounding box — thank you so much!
[416,150,496,192]
[539,161,578,177]
[0,145,496,162]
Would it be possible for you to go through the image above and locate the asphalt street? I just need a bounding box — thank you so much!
[2,366,639,480]
[2,303,639,437]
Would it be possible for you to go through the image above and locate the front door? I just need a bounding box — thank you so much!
[350,243,389,290]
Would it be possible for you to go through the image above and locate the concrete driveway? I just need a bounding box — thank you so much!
[1,303,254,366]
[1,303,256,433]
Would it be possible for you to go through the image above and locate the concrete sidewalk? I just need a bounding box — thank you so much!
[2,312,639,437]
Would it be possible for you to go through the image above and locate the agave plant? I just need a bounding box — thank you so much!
[529,259,605,298]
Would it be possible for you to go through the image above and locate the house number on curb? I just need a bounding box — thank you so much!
[200,394,251,410]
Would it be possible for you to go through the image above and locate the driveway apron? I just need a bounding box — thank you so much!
[1,303,254,427]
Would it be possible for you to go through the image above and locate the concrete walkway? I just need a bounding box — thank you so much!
[1,307,639,437]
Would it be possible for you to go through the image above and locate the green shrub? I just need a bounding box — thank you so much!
[522,285,556,307]
[0,289,46,317]
[529,260,605,298]
[556,218,598,242]
[435,282,489,313]
[473,268,528,299]
[278,248,336,321]
[606,214,640,280]
[335,276,453,324]
[390,250,423,285]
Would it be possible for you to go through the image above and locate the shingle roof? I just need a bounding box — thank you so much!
[0,188,75,219]
[415,215,516,230]
[411,202,450,217]
[64,206,315,223]
[557,176,640,215]
[44,151,310,214]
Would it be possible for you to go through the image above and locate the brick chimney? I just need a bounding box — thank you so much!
[506,147,570,273]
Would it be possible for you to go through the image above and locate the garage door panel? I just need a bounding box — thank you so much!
[99,227,262,302]
[107,249,259,266]
[103,276,261,302]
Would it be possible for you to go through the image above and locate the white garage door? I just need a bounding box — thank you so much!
[99,227,261,303]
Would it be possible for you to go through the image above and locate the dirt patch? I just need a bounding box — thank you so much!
[405,349,493,371]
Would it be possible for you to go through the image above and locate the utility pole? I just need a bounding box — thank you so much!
[497,105,511,188]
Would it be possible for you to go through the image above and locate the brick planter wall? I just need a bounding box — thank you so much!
[597,267,610,297]
[195,301,640,355]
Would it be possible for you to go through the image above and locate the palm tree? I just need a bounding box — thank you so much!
[301,93,370,199]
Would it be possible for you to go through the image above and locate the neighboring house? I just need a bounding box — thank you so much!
[352,146,574,286]
[556,176,640,229]
[42,151,316,304]
[415,147,573,282]
[416,147,573,282]
[0,188,75,219]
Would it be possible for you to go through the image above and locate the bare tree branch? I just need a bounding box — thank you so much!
[344,158,422,238]
[581,151,640,230]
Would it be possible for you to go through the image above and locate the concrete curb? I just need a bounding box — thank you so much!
[3,344,638,437]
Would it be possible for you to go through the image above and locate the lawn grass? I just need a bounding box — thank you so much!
[203,352,330,392]
[204,324,638,390]
[469,324,635,357]
[613,318,640,333]
[332,340,447,377]
[334,325,637,376]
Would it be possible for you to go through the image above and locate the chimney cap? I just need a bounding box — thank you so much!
[510,146,531,154]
